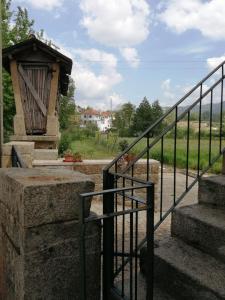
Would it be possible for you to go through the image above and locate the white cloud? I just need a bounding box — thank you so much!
[72,49,122,105]
[207,54,225,70]
[80,0,150,68]
[159,0,225,40]
[80,0,150,47]
[120,47,140,68]
[25,0,64,10]
[161,78,223,107]
[38,34,124,108]
[161,79,175,105]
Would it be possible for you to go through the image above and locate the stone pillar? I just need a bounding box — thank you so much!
[0,168,101,300]
[1,141,34,168]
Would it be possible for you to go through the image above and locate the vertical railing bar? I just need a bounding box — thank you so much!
[146,184,154,300]
[121,177,125,297]
[135,199,138,300]
[220,66,224,153]
[197,84,202,177]
[186,111,190,190]
[147,133,150,182]
[103,170,114,300]
[79,195,86,300]
[209,90,213,165]
[173,107,177,205]
[130,164,137,299]
[160,137,164,220]
[130,212,133,300]
[130,165,134,299]
[115,162,118,274]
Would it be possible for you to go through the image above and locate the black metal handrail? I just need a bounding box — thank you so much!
[11,145,28,168]
[80,179,154,300]
[104,61,225,227]
[105,60,225,171]
[103,60,224,299]
[80,61,225,299]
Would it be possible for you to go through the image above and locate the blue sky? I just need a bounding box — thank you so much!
[12,0,225,110]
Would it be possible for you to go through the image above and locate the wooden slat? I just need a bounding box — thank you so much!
[18,64,47,116]
[48,63,59,115]
[10,60,24,116]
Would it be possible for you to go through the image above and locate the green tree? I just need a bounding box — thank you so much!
[113,102,135,136]
[131,97,153,135]
[2,1,35,140]
[151,100,164,134]
[58,78,76,130]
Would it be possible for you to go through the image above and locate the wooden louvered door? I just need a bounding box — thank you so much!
[18,63,51,135]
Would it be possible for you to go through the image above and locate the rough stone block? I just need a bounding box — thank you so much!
[171,204,225,263]
[1,156,12,168]
[33,149,58,160]
[46,115,59,136]
[199,176,225,207]
[2,142,34,156]
[0,168,101,300]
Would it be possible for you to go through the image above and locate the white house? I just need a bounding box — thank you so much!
[80,109,112,132]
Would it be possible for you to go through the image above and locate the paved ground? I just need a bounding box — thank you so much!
[90,169,199,299]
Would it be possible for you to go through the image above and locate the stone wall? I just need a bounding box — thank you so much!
[33,159,159,188]
[0,168,101,300]
[33,159,159,202]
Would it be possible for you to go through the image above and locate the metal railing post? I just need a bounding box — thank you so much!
[146,183,154,300]
[222,152,225,175]
[0,8,3,168]
[79,195,86,300]
[103,170,114,299]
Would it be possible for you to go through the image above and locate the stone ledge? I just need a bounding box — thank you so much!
[2,141,35,155]
[11,135,59,142]
[33,158,159,169]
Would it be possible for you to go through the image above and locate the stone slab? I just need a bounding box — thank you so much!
[171,204,225,263]
[34,149,58,160]
[141,237,225,300]
[199,175,225,207]
[0,168,95,227]
[11,135,59,142]
[2,142,34,156]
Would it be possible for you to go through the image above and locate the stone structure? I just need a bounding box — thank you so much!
[0,168,101,299]
[140,175,225,299]
[1,141,34,168]
[32,159,160,205]
[2,36,72,150]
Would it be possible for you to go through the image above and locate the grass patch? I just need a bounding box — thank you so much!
[69,135,224,173]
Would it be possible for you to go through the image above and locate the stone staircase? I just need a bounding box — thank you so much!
[140,175,225,299]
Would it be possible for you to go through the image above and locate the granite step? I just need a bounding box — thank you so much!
[171,204,225,262]
[114,272,175,300]
[141,237,225,300]
[199,175,225,207]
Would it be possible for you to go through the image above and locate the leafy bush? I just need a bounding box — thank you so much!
[58,133,72,155]
[118,139,129,152]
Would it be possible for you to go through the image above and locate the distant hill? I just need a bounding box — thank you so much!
[164,101,225,115]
